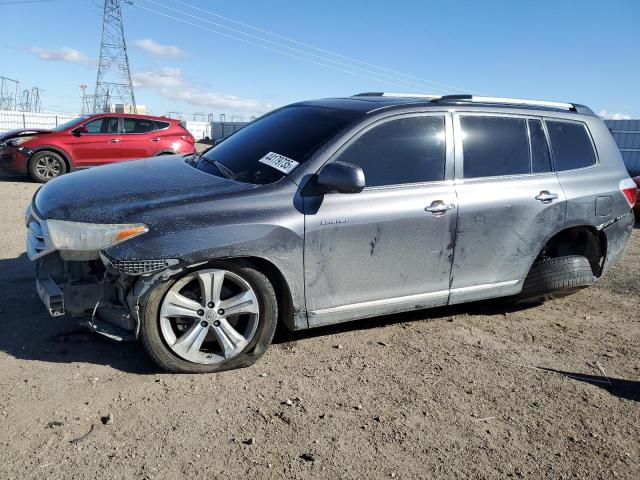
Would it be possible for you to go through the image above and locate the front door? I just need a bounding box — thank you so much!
[69,116,121,166]
[304,113,457,326]
[449,113,567,304]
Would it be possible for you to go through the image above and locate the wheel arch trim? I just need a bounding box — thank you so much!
[30,145,72,170]
[127,255,299,339]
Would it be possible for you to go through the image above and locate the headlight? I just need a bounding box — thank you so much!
[47,220,148,252]
[9,136,35,147]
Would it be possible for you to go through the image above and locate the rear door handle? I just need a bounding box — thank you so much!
[109,138,120,143]
[425,200,456,215]
[151,137,160,142]
[535,191,558,203]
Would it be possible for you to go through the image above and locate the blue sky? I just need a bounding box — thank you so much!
[2,0,639,119]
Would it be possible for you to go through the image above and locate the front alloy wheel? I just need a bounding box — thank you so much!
[28,151,67,183]
[160,269,259,364]
[141,262,278,373]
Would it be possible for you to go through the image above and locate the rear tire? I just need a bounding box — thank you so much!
[28,151,67,183]
[511,255,595,304]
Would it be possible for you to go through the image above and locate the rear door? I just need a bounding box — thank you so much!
[449,113,566,304]
[69,116,121,166]
[120,117,160,160]
[304,113,457,325]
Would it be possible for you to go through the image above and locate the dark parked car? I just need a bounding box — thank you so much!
[26,93,635,373]
[1,113,196,182]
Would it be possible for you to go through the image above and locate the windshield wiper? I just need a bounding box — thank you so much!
[184,151,202,165]
[211,160,235,179]
[196,156,235,179]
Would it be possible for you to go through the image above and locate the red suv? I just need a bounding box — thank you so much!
[0,113,196,182]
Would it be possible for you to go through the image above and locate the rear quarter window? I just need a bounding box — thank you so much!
[546,120,596,171]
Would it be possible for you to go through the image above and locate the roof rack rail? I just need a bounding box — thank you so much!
[353,92,441,99]
[433,95,594,114]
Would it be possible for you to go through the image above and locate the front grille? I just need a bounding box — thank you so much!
[101,254,178,276]
[26,211,53,260]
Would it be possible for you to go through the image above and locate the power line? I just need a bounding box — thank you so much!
[167,0,471,93]
[141,0,459,93]
[135,2,454,93]
[136,3,435,92]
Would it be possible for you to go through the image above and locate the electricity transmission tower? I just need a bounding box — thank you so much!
[19,87,43,113]
[93,0,136,114]
[0,76,19,111]
[80,84,93,115]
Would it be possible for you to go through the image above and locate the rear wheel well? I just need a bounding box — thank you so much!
[537,226,606,277]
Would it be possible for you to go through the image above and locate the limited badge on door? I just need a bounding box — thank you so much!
[258,152,300,174]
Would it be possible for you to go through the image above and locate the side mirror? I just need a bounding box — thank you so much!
[316,161,365,194]
[73,126,88,135]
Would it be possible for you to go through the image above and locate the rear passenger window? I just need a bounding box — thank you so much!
[528,119,552,173]
[461,116,530,178]
[546,120,596,171]
[335,116,445,187]
[123,119,155,134]
[154,121,171,130]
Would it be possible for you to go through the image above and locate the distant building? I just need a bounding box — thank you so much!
[108,104,146,115]
[604,119,640,175]
[211,120,249,142]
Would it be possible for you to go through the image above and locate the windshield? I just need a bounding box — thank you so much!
[193,105,362,184]
[52,116,90,132]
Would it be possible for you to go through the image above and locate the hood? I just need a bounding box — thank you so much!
[34,155,257,223]
[0,128,52,142]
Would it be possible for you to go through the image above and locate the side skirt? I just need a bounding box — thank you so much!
[307,279,522,328]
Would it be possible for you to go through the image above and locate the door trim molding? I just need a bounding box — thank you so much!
[310,279,520,317]
[310,290,449,316]
[449,279,519,294]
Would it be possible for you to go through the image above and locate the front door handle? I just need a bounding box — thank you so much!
[425,200,456,215]
[535,191,558,203]
[151,137,160,142]
[109,138,120,143]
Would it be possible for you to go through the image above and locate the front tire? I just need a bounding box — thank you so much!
[28,151,67,183]
[511,255,595,304]
[140,262,278,373]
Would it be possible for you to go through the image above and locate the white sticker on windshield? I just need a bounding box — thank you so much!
[258,152,299,174]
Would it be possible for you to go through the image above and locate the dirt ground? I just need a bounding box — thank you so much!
[0,170,638,480]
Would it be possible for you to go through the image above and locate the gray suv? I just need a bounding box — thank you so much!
[26,93,636,373]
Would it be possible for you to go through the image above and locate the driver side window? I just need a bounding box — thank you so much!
[84,117,119,134]
[334,115,446,188]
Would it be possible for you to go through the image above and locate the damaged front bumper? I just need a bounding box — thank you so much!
[27,208,181,340]
[0,144,30,174]
[34,252,183,341]
[35,252,139,340]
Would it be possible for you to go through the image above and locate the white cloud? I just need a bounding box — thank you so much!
[132,68,271,113]
[133,39,187,59]
[28,47,95,67]
[132,68,184,89]
[599,110,632,120]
